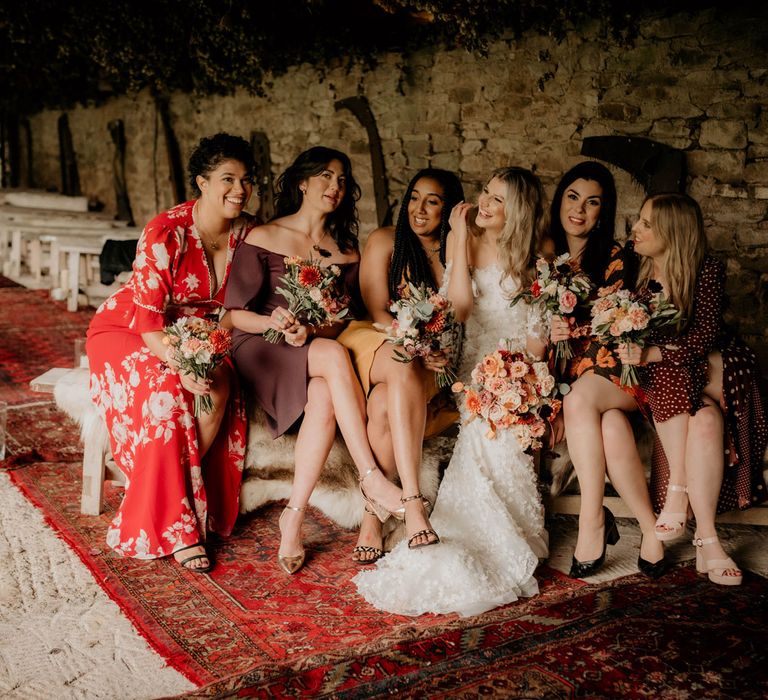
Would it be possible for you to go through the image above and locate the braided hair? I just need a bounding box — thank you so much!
[388,168,464,300]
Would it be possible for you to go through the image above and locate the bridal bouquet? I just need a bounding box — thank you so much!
[164,317,232,416]
[264,256,350,344]
[590,284,681,386]
[377,282,460,389]
[509,254,593,363]
[452,340,561,451]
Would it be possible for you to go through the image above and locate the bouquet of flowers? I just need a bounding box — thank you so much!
[264,256,351,344]
[590,284,682,386]
[452,340,561,451]
[377,282,460,389]
[164,317,232,416]
[510,254,593,363]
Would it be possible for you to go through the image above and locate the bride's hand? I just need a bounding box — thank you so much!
[448,202,473,239]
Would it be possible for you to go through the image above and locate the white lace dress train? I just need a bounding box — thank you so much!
[353,264,549,617]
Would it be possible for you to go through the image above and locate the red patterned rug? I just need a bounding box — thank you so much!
[2,283,768,698]
[0,285,94,406]
[6,460,768,699]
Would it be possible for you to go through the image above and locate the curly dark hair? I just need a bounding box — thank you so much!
[187,132,256,197]
[388,168,464,300]
[549,161,619,286]
[273,146,361,254]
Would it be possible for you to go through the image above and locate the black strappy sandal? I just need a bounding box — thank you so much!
[173,543,213,574]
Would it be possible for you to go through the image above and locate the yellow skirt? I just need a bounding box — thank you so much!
[337,320,458,438]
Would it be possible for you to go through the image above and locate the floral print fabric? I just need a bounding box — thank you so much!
[86,200,251,559]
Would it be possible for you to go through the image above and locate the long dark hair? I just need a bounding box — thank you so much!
[273,146,361,253]
[388,168,464,299]
[549,161,618,285]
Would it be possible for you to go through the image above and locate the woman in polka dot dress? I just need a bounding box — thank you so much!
[621,193,767,586]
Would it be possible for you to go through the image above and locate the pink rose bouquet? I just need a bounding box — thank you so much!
[510,254,593,363]
[164,317,232,416]
[452,340,561,452]
[264,256,351,344]
[590,285,681,386]
[377,282,461,389]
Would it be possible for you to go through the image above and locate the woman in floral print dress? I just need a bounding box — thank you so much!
[86,134,256,572]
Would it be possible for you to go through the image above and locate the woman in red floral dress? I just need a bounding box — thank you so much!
[547,161,667,580]
[621,193,767,586]
[86,133,256,572]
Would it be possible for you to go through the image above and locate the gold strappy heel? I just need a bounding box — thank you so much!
[278,505,306,575]
[359,467,398,523]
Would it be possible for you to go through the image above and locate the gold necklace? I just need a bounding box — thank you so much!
[308,230,332,258]
[194,203,230,251]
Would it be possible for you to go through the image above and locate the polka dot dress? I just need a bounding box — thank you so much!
[642,256,768,513]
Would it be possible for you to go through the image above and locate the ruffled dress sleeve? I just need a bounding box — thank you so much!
[129,217,183,333]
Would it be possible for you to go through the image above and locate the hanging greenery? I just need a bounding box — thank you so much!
[0,0,704,115]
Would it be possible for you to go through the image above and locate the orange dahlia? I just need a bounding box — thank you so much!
[298,265,322,287]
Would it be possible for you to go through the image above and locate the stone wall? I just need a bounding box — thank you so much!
[26,5,768,372]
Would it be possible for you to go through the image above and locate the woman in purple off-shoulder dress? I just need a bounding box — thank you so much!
[225,146,404,575]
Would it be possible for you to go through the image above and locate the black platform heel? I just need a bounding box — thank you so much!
[569,506,620,578]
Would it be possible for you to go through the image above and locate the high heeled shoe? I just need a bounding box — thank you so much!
[637,536,670,579]
[693,535,743,586]
[277,505,306,575]
[655,484,689,541]
[359,467,400,523]
[352,505,384,564]
[401,493,440,549]
[569,506,620,578]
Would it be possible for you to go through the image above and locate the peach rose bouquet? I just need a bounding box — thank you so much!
[509,253,593,363]
[590,284,681,386]
[163,317,232,415]
[452,340,561,452]
[264,256,351,344]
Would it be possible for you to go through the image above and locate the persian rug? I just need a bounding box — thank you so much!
[0,285,94,406]
[7,460,768,699]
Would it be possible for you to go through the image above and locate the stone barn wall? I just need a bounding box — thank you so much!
[26,6,768,373]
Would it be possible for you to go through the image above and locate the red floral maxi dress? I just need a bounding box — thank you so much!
[86,200,250,559]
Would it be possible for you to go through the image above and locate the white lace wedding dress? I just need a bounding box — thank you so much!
[353,264,549,617]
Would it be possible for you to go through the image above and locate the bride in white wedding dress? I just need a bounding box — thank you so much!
[354,167,552,617]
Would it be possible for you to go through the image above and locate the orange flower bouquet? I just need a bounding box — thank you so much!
[452,340,561,452]
[264,256,351,344]
[590,284,681,386]
[378,282,461,389]
[164,317,232,416]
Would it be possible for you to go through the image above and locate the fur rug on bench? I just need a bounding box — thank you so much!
[53,369,451,548]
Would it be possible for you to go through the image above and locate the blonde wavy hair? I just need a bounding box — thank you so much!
[637,193,707,328]
[477,166,548,295]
